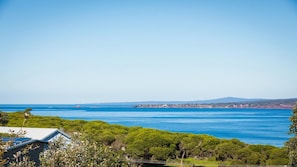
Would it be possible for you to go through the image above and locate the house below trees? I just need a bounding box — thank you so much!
[0,127,71,166]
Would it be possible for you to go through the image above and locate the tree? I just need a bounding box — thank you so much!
[0,111,9,126]
[215,139,245,164]
[287,103,297,167]
[266,148,289,165]
[178,134,203,166]
[125,128,175,160]
[289,103,297,136]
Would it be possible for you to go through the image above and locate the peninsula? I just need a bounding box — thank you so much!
[135,98,297,109]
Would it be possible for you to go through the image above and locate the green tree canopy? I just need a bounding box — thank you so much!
[286,103,297,167]
[289,104,297,136]
[0,111,9,126]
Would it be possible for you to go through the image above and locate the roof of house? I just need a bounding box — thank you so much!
[0,127,71,141]
[1,137,48,150]
[1,137,32,145]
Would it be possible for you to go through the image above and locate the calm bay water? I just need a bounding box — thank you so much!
[0,104,292,147]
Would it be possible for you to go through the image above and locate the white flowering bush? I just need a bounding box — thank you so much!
[8,148,36,167]
[39,135,128,167]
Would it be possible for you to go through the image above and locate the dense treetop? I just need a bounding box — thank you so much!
[0,110,290,165]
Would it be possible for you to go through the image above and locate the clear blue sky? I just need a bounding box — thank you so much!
[1,0,297,104]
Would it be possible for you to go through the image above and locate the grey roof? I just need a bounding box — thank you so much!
[2,138,48,150]
[1,127,71,150]
[0,127,71,141]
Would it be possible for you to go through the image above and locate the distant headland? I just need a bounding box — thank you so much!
[134,97,297,109]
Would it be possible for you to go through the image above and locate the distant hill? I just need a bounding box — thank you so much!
[187,97,265,104]
[94,97,279,106]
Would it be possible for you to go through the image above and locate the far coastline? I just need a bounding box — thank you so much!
[135,98,297,109]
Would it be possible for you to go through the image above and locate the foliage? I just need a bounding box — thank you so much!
[266,148,289,165]
[39,135,127,167]
[125,128,176,160]
[215,139,245,162]
[0,111,9,126]
[287,137,297,167]
[0,139,7,166]
[289,103,297,136]
[8,146,36,167]
[286,103,297,167]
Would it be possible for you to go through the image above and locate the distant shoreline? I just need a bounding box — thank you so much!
[135,98,297,109]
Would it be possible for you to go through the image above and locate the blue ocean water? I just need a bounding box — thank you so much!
[0,104,293,147]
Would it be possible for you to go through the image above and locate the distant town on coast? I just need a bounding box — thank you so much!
[135,97,297,109]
